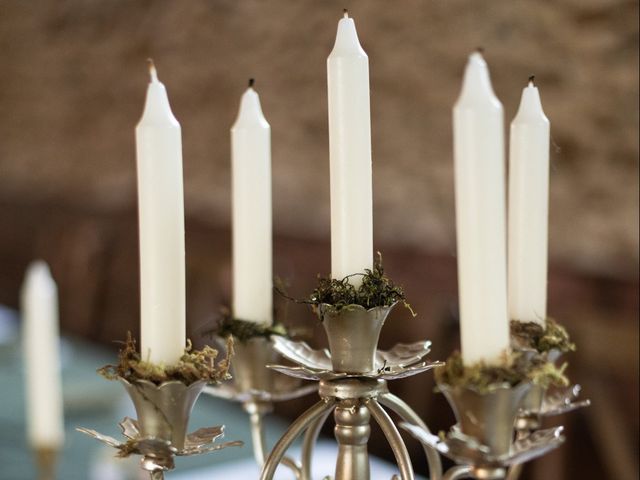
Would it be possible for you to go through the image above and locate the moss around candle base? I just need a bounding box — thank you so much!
[98,333,232,386]
[510,318,576,354]
[307,256,413,315]
[209,312,289,343]
[435,350,569,394]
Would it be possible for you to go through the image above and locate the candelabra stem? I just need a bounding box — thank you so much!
[148,471,164,480]
[246,401,303,479]
[301,407,333,480]
[367,399,415,480]
[505,428,531,480]
[260,399,335,480]
[34,447,58,480]
[333,400,371,480]
[379,392,443,480]
[443,466,473,480]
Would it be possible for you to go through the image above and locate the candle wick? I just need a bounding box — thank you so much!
[528,75,536,86]
[343,8,349,18]
[475,46,485,54]
[147,58,158,82]
[248,78,255,88]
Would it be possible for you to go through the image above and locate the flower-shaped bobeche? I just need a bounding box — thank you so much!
[522,383,591,418]
[401,422,565,467]
[78,417,242,471]
[269,336,443,381]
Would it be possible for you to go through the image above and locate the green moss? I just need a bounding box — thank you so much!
[435,350,569,394]
[510,318,576,354]
[307,253,415,316]
[98,332,233,386]
[209,311,289,343]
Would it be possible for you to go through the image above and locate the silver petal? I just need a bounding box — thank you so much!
[379,361,444,380]
[184,426,225,449]
[76,427,122,448]
[505,427,565,465]
[540,384,591,416]
[375,341,432,369]
[272,337,332,370]
[268,364,326,381]
[119,417,140,440]
[180,440,244,456]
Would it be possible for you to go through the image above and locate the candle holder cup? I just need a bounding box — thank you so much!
[261,302,445,480]
[77,337,242,479]
[78,376,242,479]
[205,335,317,477]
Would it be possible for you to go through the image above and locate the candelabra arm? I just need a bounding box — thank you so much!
[260,399,336,480]
[443,466,473,480]
[379,392,443,480]
[366,399,415,480]
[505,464,523,480]
[301,407,333,480]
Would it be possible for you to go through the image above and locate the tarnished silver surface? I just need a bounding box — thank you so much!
[440,383,531,456]
[333,401,372,480]
[262,375,425,480]
[525,384,591,417]
[119,378,205,450]
[205,336,317,403]
[273,335,435,372]
[318,303,395,373]
[260,310,441,480]
[77,377,242,478]
[203,335,313,478]
[270,336,441,382]
[401,422,564,469]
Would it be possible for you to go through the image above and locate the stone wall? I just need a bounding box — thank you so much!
[1,0,638,278]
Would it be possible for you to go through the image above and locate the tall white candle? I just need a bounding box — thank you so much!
[22,261,64,449]
[453,52,510,365]
[328,11,373,285]
[136,62,186,365]
[231,80,273,325]
[508,78,550,326]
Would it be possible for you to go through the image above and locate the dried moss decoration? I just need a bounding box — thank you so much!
[98,332,233,386]
[510,318,576,354]
[308,254,415,315]
[435,350,569,394]
[213,313,289,343]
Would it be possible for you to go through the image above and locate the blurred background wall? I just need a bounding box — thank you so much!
[0,1,638,479]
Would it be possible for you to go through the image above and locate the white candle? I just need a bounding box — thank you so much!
[21,261,64,449]
[508,78,550,326]
[231,80,273,325]
[328,11,373,285]
[136,62,186,365]
[453,52,510,365]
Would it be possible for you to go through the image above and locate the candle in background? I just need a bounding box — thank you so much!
[328,10,373,285]
[508,77,550,326]
[136,61,186,365]
[453,51,510,365]
[22,261,64,450]
[231,79,273,325]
